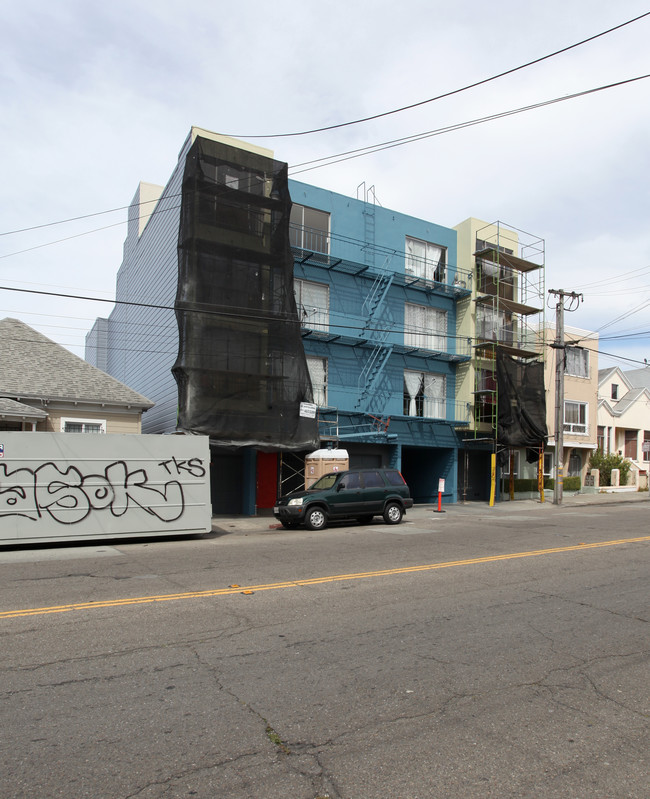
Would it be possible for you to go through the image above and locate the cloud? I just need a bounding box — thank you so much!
[1,0,648,370]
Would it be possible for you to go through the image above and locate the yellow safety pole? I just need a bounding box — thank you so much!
[489,453,496,506]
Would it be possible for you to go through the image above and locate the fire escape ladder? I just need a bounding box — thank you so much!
[356,343,393,411]
[361,272,394,333]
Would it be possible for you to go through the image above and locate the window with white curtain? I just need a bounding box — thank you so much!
[294,279,329,330]
[306,356,327,406]
[403,370,446,418]
[404,303,447,351]
[563,401,587,434]
[405,236,446,284]
[476,305,513,343]
[565,346,589,378]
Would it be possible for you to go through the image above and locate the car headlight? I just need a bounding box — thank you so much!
[288,497,304,506]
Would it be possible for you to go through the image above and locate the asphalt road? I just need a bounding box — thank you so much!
[1,502,648,798]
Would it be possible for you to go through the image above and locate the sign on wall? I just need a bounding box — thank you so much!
[0,433,211,545]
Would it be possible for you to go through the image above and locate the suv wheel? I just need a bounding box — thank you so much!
[305,506,328,531]
[383,502,403,525]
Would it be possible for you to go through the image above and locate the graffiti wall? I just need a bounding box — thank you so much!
[0,433,211,545]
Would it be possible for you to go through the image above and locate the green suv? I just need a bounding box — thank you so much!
[274,468,413,530]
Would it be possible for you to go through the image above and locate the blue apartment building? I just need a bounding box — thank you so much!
[87,127,472,514]
[288,180,471,505]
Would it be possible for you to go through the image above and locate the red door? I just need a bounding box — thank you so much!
[256,452,279,510]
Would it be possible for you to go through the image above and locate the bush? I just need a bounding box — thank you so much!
[509,477,581,492]
[588,450,631,486]
[562,476,581,492]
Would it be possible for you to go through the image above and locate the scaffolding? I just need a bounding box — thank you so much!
[469,222,546,450]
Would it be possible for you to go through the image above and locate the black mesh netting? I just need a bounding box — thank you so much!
[496,349,547,464]
[172,136,318,450]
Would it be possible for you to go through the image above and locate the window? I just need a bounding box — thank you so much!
[0,421,24,431]
[476,305,513,344]
[384,470,407,486]
[568,451,582,477]
[339,472,361,490]
[475,367,496,424]
[543,452,553,477]
[476,238,514,256]
[290,204,330,254]
[563,401,587,434]
[611,383,618,400]
[61,418,106,434]
[363,471,385,488]
[476,257,515,300]
[565,346,589,378]
[502,450,520,478]
[643,431,650,462]
[597,425,606,452]
[405,236,446,284]
[295,279,329,330]
[404,303,447,351]
[403,370,446,418]
[306,356,327,406]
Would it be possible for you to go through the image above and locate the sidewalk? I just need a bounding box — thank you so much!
[211,490,648,536]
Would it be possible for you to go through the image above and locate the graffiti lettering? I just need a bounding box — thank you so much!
[157,456,207,478]
[0,458,206,525]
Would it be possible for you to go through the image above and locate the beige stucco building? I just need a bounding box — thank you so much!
[598,366,650,488]
[542,325,599,486]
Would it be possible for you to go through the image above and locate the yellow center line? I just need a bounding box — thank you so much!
[2,535,648,620]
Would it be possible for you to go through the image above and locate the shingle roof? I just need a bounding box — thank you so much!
[597,366,620,383]
[0,318,154,408]
[0,397,48,419]
[623,367,650,389]
[610,387,648,415]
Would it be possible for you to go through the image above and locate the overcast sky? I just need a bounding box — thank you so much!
[2,0,649,372]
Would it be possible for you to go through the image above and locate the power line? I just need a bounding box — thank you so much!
[3,72,647,250]
[0,283,480,344]
[288,75,650,176]
[569,264,650,291]
[0,196,167,238]
[227,12,650,138]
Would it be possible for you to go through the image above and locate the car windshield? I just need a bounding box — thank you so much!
[310,473,339,490]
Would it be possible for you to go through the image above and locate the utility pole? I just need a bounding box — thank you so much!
[548,289,583,505]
